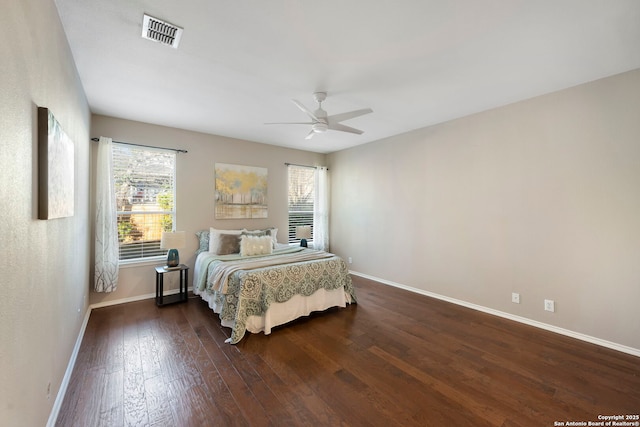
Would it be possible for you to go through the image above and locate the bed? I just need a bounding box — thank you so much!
[193,228,356,344]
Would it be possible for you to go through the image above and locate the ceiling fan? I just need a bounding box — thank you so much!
[266,92,373,140]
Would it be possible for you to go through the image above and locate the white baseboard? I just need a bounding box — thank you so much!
[90,287,194,309]
[47,286,194,425]
[46,306,92,427]
[350,271,640,358]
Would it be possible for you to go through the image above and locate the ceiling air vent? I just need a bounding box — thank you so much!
[142,14,183,48]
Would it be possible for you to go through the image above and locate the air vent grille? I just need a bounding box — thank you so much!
[142,14,183,48]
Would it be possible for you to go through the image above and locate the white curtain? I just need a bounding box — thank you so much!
[313,166,329,251]
[94,136,119,292]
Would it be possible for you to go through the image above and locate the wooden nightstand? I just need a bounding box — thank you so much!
[154,264,189,306]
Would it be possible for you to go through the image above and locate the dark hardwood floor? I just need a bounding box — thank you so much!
[56,276,640,427]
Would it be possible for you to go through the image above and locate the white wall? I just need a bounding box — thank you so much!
[0,1,91,426]
[89,115,326,305]
[329,69,640,351]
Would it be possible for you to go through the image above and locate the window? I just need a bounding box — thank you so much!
[113,144,176,261]
[287,165,315,244]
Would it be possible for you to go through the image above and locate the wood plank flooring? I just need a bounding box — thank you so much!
[56,276,640,426]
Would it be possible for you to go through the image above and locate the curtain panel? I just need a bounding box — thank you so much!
[313,166,329,251]
[94,136,119,292]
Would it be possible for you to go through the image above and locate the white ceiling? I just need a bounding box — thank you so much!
[54,0,640,154]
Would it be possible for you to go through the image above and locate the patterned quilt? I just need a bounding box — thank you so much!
[194,247,356,343]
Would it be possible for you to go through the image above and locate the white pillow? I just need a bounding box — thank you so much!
[209,227,244,254]
[240,235,273,257]
[269,227,278,246]
[243,227,278,247]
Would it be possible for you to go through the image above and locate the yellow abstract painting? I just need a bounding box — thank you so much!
[215,163,268,219]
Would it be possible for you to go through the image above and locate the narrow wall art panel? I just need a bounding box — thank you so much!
[38,107,74,219]
[215,163,268,219]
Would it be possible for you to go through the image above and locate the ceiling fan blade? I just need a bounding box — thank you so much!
[304,129,316,140]
[292,99,319,122]
[328,123,364,135]
[327,108,373,124]
[264,122,314,125]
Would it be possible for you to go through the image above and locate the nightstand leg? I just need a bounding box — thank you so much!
[180,269,184,298]
[184,269,188,301]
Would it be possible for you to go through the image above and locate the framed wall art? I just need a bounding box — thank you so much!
[38,107,74,219]
[215,163,268,219]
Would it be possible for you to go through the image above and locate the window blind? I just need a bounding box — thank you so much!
[287,165,315,243]
[112,144,176,261]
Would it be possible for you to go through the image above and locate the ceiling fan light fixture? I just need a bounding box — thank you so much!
[312,122,328,133]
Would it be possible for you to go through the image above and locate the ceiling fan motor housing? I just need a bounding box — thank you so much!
[312,102,328,133]
[314,108,328,119]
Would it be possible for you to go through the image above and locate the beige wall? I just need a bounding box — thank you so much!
[329,69,640,351]
[89,115,326,305]
[0,1,91,426]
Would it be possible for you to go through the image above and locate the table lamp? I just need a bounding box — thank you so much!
[296,225,311,248]
[160,231,185,267]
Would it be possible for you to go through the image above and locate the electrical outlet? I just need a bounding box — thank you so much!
[511,292,520,304]
[47,382,51,400]
[544,299,555,312]
[348,257,352,264]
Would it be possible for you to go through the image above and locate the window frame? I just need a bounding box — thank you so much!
[112,143,177,264]
[287,164,315,245]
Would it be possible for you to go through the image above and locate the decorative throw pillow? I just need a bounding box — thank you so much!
[195,230,210,255]
[243,228,278,248]
[215,233,241,255]
[209,227,244,254]
[240,235,273,257]
[268,227,278,246]
[242,229,266,237]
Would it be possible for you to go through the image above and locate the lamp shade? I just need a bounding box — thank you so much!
[296,226,311,239]
[296,225,311,248]
[160,231,185,249]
